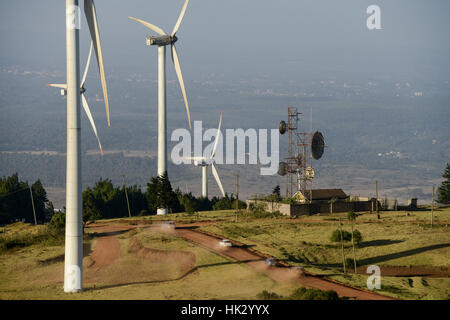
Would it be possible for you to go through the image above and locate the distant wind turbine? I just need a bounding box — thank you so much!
[184,112,226,198]
[129,0,192,215]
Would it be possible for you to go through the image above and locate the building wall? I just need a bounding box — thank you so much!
[247,198,397,216]
[246,200,291,216]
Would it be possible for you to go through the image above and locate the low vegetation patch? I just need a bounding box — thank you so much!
[330,229,362,245]
[0,225,64,252]
[257,287,341,300]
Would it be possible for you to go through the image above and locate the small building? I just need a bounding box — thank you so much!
[297,189,348,203]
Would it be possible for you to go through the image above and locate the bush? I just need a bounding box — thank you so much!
[48,211,65,231]
[347,211,357,221]
[345,257,357,269]
[352,229,363,245]
[0,225,64,252]
[330,229,363,245]
[290,287,340,300]
[330,229,351,242]
[256,290,283,300]
[257,287,341,300]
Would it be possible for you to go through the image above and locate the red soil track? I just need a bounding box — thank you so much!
[85,222,395,300]
[88,235,120,269]
[175,228,395,300]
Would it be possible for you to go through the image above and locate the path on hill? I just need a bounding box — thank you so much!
[85,222,395,299]
[175,227,395,300]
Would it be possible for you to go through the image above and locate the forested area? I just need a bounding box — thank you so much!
[0,172,246,226]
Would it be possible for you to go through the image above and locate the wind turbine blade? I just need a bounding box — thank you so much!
[171,44,191,129]
[210,112,223,160]
[81,93,104,155]
[46,84,67,89]
[211,163,225,197]
[128,16,167,35]
[84,0,110,127]
[171,0,189,36]
[81,41,93,88]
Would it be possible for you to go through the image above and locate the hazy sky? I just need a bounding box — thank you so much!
[1,0,449,82]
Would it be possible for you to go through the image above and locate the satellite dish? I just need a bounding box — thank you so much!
[279,121,286,135]
[311,131,325,160]
[277,161,287,176]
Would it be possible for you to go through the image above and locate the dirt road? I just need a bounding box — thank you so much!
[175,227,395,300]
[85,222,395,299]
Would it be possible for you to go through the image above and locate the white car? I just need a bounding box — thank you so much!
[264,257,278,267]
[162,221,175,229]
[219,239,232,247]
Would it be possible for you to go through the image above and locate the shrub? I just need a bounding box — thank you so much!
[0,225,64,252]
[347,211,357,221]
[330,229,351,242]
[256,290,283,300]
[290,287,340,300]
[330,229,363,245]
[257,288,341,300]
[352,229,363,245]
[48,211,65,231]
[345,257,357,269]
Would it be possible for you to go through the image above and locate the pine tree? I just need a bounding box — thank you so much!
[437,163,450,204]
[272,185,281,197]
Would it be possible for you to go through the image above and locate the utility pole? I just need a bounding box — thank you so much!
[235,174,239,222]
[431,185,434,228]
[29,186,37,225]
[339,218,346,274]
[122,175,132,218]
[351,221,357,273]
[376,180,380,219]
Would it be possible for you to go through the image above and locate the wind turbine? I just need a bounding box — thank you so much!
[129,0,191,215]
[48,42,104,155]
[52,0,109,293]
[185,113,226,198]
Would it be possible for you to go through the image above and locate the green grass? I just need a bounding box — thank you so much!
[0,221,300,300]
[1,207,448,300]
[199,206,450,300]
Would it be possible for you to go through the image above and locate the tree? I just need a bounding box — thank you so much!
[437,163,450,204]
[146,176,160,213]
[0,173,51,225]
[272,185,281,199]
[146,172,181,214]
[30,179,50,223]
[82,187,102,225]
[184,198,198,215]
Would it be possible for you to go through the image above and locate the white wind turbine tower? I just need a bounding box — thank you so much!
[50,0,110,293]
[185,113,226,198]
[129,0,192,215]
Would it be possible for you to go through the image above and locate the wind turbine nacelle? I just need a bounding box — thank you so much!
[146,35,176,46]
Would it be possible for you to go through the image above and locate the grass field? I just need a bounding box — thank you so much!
[199,206,450,300]
[0,221,300,300]
[1,206,448,300]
